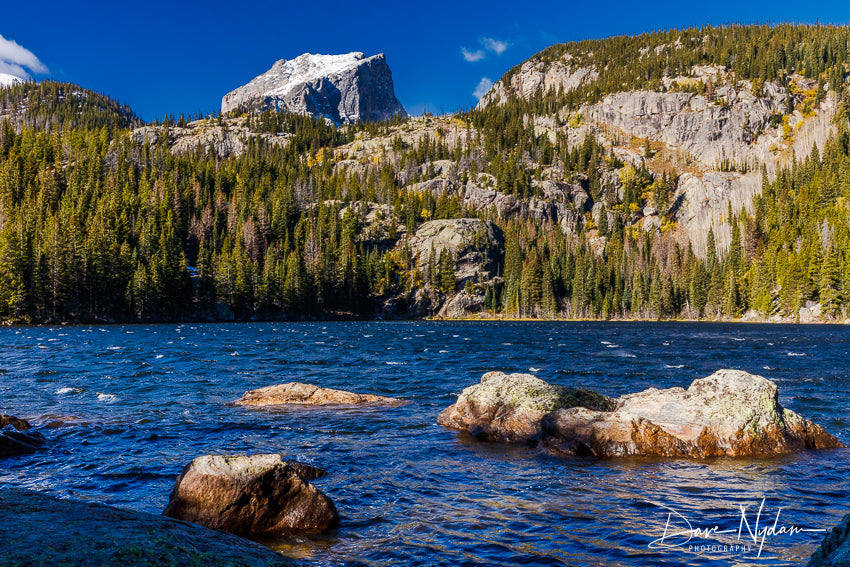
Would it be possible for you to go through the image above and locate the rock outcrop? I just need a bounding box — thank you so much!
[405,219,504,287]
[222,52,406,124]
[437,289,486,318]
[439,369,842,458]
[477,59,597,110]
[0,415,47,458]
[163,454,339,537]
[234,382,404,407]
[130,117,288,160]
[1,488,295,566]
[437,372,615,443]
[809,514,850,567]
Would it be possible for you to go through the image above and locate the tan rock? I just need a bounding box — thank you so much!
[439,370,842,458]
[437,372,614,443]
[234,382,404,407]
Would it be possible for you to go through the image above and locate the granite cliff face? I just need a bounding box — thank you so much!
[222,52,407,124]
[478,56,838,255]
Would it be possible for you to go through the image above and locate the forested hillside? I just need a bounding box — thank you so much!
[2,25,850,323]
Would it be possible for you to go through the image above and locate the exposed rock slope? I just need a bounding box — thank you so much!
[477,51,839,254]
[222,52,406,124]
[1,488,295,566]
[439,369,842,458]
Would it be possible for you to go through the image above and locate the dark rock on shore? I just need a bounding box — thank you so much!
[286,460,327,481]
[0,414,47,458]
[234,382,404,407]
[163,454,339,538]
[439,369,842,458]
[809,514,850,566]
[0,488,295,566]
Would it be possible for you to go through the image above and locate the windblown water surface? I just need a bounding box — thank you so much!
[1,322,849,566]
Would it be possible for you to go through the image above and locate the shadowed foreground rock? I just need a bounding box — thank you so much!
[163,454,339,538]
[234,382,404,407]
[0,414,47,458]
[439,369,842,458]
[0,488,295,566]
[810,514,850,567]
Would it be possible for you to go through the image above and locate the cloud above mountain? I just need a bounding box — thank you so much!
[473,77,493,99]
[0,34,48,78]
[461,36,509,62]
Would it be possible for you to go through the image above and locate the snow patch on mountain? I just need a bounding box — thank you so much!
[0,73,23,88]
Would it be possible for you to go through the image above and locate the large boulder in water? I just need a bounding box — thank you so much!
[0,488,295,566]
[809,514,850,567]
[437,372,615,442]
[0,415,47,458]
[439,369,842,458]
[163,454,339,537]
[234,382,404,407]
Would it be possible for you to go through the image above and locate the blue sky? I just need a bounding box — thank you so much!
[3,0,850,121]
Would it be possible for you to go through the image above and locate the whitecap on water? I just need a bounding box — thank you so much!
[439,350,449,354]
[601,341,613,345]
[452,335,459,338]
[230,351,239,356]
[363,334,373,338]
[56,387,80,395]
[763,365,773,370]
[155,355,164,359]
[106,346,122,350]
[386,361,406,365]
[97,393,118,403]
[665,364,685,369]
[502,342,513,346]
[788,352,807,357]
[529,367,541,372]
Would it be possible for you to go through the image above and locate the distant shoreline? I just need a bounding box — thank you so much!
[2,315,848,327]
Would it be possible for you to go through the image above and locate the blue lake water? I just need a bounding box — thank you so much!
[1,321,849,566]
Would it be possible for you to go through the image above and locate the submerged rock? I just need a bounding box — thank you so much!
[234,382,404,407]
[0,488,295,566]
[0,415,47,458]
[436,372,615,443]
[440,369,842,458]
[163,454,339,537]
[809,514,850,567]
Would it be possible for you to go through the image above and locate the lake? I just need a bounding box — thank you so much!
[1,321,848,566]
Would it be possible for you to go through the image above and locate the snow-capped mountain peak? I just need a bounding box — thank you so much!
[222,52,406,124]
[0,73,24,88]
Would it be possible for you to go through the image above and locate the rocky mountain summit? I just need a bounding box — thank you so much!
[222,52,407,124]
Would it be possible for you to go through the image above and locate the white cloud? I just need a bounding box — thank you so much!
[482,37,508,56]
[473,77,494,99]
[462,48,485,63]
[0,34,48,79]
